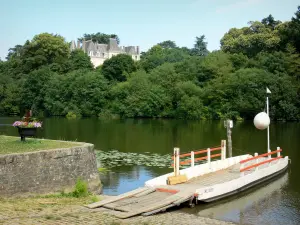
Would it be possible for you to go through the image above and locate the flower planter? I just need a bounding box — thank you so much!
[17,127,38,141]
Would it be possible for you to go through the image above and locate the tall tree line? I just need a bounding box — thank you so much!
[0,6,299,120]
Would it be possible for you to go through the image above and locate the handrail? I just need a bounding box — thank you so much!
[179,153,221,165]
[172,146,222,159]
[240,149,282,164]
[240,156,282,172]
[171,141,226,169]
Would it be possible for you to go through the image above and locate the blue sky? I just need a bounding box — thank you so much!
[0,0,299,60]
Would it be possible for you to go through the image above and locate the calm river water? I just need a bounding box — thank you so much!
[1,117,299,225]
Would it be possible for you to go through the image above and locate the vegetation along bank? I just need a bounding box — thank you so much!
[0,7,300,121]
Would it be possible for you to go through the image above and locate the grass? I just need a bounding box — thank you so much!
[0,135,81,155]
[0,194,100,218]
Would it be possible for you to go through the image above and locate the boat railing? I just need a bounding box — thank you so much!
[239,147,282,173]
[171,140,227,172]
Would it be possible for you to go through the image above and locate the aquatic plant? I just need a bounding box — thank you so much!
[96,150,173,169]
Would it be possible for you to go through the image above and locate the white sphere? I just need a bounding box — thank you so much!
[254,112,270,130]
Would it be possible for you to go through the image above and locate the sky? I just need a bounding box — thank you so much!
[0,0,299,60]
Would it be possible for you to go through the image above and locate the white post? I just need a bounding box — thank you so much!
[277,147,281,157]
[221,140,226,160]
[191,151,195,167]
[266,88,271,159]
[176,148,180,176]
[207,148,211,169]
[254,153,258,171]
[173,148,177,176]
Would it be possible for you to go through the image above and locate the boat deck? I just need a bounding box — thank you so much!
[86,158,284,218]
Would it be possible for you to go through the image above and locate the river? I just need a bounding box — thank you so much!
[1,117,299,225]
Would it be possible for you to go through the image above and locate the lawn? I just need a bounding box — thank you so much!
[0,135,81,155]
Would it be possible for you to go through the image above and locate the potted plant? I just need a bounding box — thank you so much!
[12,110,42,141]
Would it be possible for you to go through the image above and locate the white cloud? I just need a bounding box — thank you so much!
[216,0,264,13]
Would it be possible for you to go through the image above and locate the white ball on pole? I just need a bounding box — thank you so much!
[254,112,270,130]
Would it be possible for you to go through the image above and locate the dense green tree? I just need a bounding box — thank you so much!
[21,33,70,73]
[102,54,136,82]
[191,35,209,57]
[79,32,120,44]
[221,21,281,57]
[68,49,93,71]
[261,15,281,30]
[109,71,170,118]
[157,40,177,49]
[140,45,190,72]
[44,70,109,117]
[203,68,299,120]
[20,67,54,115]
[6,44,24,60]
[281,6,300,53]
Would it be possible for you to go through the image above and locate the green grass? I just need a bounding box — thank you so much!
[0,135,81,155]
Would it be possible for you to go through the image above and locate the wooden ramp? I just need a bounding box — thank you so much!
[86,187,194,218]
[85,163,243,218]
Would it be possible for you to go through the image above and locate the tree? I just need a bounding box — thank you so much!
[102,54,136,82]
[282,6,300,53]
[110,71,170,118]
[69,49,93,71]
[197,51,233,84]
[79,32,120,44]
[6,45,24,60]
[203,68,299,120]
[44,70,109,117]
[157,40,177,49]
[20,67,55,115]
[261,15,281,30]
[140,45,190,72]
[221,21,281,57]
[21,33,70,73]
[191,35,209,57]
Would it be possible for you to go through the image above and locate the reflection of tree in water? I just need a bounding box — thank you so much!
[100,166,140,190]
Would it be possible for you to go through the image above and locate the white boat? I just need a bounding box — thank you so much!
[87,87,290,218]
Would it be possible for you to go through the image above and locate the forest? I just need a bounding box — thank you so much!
[0,6,299,121]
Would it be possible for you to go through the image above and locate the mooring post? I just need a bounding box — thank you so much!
[191,151,195,167]
[225,120,233,158]
[277,147,280,157]
[174,147,180,176]
[221,140,226,160]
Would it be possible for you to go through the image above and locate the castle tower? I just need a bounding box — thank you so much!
[70,40,76,51]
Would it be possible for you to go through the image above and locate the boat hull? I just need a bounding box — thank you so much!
[195,157,289,202]
[199,162,288,202]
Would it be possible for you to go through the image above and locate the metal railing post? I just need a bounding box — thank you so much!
[176,148,180,176]
[207,148,211,169]
[277,147,281,157]
[191,151,194,167]
[254,153,258,171]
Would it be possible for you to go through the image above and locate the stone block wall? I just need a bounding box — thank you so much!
[0,142,102,196]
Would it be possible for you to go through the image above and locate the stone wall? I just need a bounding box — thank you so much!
[0,142,102,196]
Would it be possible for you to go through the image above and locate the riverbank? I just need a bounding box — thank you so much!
[0,194,235,225]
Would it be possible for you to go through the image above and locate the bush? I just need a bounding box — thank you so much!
[72,178,89,198]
